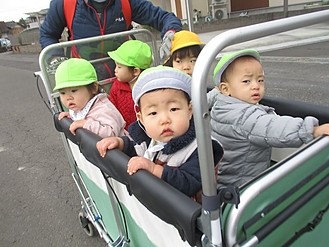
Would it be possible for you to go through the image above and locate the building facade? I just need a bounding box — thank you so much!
[151,0,323,20]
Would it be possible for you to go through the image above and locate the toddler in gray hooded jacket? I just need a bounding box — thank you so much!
[208,49,329,188]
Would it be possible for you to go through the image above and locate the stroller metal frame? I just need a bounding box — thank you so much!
[38,28,161,247]
[192,9,329,247]
[36,10,329,247]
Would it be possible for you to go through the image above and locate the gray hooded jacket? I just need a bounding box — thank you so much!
[209,91,318,188]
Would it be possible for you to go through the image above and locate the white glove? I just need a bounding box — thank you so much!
[159,30,175,60]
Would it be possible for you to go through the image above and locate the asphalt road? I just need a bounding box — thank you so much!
[262,42,329,106]
[0,52,104,246]
[0,41,328,246]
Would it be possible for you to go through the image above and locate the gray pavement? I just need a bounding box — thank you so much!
[198,21,329,53]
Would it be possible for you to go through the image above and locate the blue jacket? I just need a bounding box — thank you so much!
[40,0,182,50]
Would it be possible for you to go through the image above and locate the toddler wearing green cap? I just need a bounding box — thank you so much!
[107,40,153,130]
[96,66,223,201]
[209,49,329,189]
[54,58,126,138]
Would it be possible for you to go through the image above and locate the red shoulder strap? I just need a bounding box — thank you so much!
[64,0,131,32]
[64,0,77,39]
[121,0,132,29]
[63,0,130,58]
[63,0,80,57]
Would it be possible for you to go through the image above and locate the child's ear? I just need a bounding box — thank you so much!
[188,102,193,120]
[219,82,230,96]
[133,68,142,77]
[136,111,143,124]
[93,82,99,94]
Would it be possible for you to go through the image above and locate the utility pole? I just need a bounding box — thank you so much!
[283,0,289,17]
[185,0,194,32]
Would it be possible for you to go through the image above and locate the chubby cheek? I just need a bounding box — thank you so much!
[184,117,192,131]
[59,95,68,105]
[145,124,157,135]
[141,117,155,132]
[172,62,181,70]
[137,113,150,131]
[260,86,266,97]
[144,123,160,140]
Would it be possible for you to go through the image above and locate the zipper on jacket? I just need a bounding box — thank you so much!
[85,1,106,35]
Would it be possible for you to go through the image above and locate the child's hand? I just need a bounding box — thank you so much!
[96,137,122,157]
[58,112,69,120]
[313,123,329,138]
[69,119,86,135]
[127,156,155,175]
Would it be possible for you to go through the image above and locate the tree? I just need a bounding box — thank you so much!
[18,18,27,28]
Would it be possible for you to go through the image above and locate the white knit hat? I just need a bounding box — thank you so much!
[132,65,191,106]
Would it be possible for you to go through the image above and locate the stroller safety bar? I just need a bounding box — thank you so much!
[53,114,202,246]
[261,96,329,125]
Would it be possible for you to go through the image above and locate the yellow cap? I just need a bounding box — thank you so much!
[170,30,204,54]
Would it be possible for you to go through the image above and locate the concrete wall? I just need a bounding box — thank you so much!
[150,0,323,15]
[190,1,209,16]
[13,44,41,54]
[19,28,39,45]
[192,4,329,33]
[9,27,41,54]
[150,0,171,11]
[270,0,321,7]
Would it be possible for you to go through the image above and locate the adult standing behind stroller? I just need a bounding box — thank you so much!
[40,0,182,80]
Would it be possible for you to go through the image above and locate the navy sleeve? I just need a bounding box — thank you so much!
[161,140,223,197]
[130,0,182,38]
[161,149,201,197]
[122,136,137,157]
[39,0,67,57]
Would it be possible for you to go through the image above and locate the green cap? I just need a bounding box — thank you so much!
[213,49,260,86]
[54,58,97,91]
[108,40,153,69]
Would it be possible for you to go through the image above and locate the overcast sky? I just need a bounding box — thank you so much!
[0,0,51,22]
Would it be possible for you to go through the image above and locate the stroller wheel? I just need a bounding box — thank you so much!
[78,211,97,237]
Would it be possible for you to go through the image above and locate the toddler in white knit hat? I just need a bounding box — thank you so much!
[97,66,223,201]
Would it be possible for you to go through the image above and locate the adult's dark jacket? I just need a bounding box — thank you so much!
[40,0,182,78]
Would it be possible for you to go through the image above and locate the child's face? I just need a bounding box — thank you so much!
[172,56,197,76]
[220,57,265,104]
[59,86,95,112]
[137,89,192,143]
[114,62,136,83]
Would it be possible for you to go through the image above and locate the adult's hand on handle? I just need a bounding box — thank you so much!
[159,30,175,61]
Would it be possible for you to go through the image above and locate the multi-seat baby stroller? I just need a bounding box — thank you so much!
[35,10,329,247]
